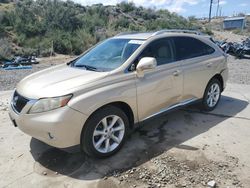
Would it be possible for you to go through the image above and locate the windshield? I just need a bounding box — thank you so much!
[71,39,144,71]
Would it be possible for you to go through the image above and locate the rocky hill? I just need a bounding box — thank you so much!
[0,0,200,59]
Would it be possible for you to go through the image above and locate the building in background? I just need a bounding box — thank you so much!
[223,17,246,30]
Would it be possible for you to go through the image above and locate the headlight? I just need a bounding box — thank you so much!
[28,94,72,114]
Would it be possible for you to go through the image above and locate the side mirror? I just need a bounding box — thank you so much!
[136,57,157,77]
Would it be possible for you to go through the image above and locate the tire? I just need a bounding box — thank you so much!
[201,78,222,111]
[81,105,129,158]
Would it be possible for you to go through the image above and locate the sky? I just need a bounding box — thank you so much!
[73,0,250,18]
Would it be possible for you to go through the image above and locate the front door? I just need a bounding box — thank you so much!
[135,38,183,121]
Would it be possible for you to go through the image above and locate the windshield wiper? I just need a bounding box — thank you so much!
[74,64,98,71]
[66,57,80,65]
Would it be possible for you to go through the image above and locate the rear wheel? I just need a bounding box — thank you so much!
[81,105,129,158]
[201,78,222,111]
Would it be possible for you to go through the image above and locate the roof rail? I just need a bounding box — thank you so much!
[152,29,202,36]
[116,31,142,36]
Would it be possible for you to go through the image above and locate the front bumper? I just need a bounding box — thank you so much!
[9,104,88,148]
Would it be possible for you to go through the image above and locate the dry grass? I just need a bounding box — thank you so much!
[0,2,14,11]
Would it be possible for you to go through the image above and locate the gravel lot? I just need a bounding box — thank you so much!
[1,40,250,187]
[0,55,74,91]
[1,84,250,187]
[1,54,250,91]
[227,56,250,85]
[213,30,250,85]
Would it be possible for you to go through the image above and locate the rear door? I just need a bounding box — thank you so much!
[173,36,218,100]
[135,38,183,121]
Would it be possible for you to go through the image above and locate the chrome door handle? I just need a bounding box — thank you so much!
[207,63,212,67]
[173,70,180,76]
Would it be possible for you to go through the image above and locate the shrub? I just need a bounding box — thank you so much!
[118,2,135,13]
[232,29,242,35]
[0,38,12,59]
[72,29,96,55]
[203,27,214,35]
[0,0,10,3]
[40,48,53,57]
[0,0,196,56]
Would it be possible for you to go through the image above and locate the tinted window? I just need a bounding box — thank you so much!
[173,37,215,60]
[139,38,174,66]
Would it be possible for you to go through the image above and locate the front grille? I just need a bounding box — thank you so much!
[12,91,29,113]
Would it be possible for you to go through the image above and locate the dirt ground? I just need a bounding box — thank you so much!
[1,41,250,187]
[213,30,248,43]
[227,55,250,85]
[1,54,250,90]
[0,55,74,91]
[0,83,250,188]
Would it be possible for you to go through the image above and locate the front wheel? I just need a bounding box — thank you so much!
[201,78,222,111]
[81,105,129,158]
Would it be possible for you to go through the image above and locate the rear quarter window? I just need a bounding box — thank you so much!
[173,37,215,61]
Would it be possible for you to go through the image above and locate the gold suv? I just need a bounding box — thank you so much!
[9,30,228,157]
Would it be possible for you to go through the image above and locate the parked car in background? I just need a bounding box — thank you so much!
[13,56,39,65]
[1,56,39,69]
[29,56,39,64]
[1,61,15,68]
[215,37,250,58]
[9,30,228,158]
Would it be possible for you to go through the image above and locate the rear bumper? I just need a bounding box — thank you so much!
[221,68,229,90]
[9,105,88,148]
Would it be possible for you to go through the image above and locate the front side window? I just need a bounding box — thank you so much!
[173,37,215,61]
[72,39,144,71]
[139,38,175,66]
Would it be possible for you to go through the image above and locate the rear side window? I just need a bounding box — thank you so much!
[173,37,215,61]
[140,38,175,66]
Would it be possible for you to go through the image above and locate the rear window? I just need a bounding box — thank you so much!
[173,37,215,61]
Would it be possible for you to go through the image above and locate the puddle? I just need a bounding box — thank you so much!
[137,118,168,143]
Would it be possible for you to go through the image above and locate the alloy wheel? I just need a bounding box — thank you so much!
[92,115,125,153]
[207,83,220,108]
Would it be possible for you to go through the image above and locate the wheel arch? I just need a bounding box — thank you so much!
[83,101,135,130]
[201,73,223,111]
[80,102,134,157]
[210,74,224,91]
[202,73,224,99]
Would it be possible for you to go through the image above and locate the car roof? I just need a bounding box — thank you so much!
[114,32,154,40]
[113,30,205,40]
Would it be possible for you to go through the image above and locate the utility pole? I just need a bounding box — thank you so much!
[209,0,213,22]
[50,40,54,57]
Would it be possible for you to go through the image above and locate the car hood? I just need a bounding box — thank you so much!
[16,64,108,99]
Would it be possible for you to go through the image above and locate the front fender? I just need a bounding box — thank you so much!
[68,74,138,123]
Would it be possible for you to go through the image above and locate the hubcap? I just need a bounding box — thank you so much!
[92,115,125,153]
[207,83,220,108]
